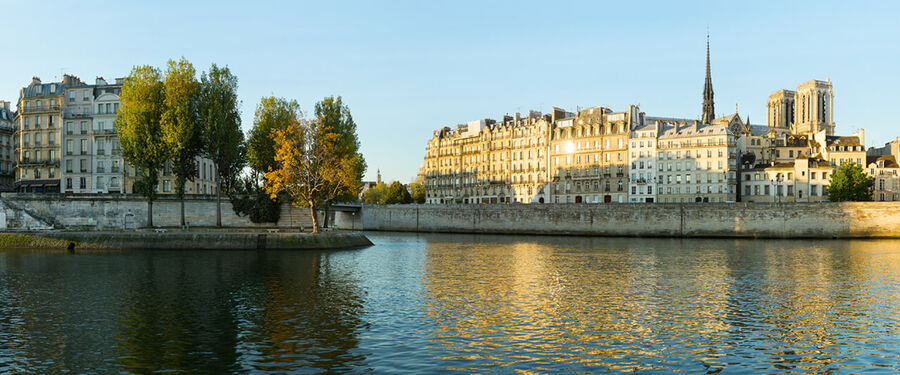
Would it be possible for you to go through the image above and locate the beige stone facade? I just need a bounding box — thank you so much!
[13,74,217,196]
[656,119,738,203]
[742,154,832,203]
[421,74,890,205]
[15,76,67,192]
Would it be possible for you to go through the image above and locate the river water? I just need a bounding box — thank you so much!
[0,232,898,373]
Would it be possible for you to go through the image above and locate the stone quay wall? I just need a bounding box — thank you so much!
[357,203,900,238]
[0,193,314,230]
[0,231,372,250]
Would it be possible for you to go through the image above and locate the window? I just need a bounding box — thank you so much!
[81,140,88,154]
[67,140,73,155]
[66,178,73,190]
[83,90,90,101]
[80,177,86,189]
[81,121,88,134]
[80,159,87,173]
[66,159,72,172]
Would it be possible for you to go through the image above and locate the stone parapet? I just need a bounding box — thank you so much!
[360,203,900,239]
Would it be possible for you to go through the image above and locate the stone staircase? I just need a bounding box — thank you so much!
[0,198,55,230]
[276,204,316,230]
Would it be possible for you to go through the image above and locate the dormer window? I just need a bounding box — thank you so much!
[50,84,56,93]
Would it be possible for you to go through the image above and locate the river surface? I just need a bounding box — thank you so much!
[1,232,898,373]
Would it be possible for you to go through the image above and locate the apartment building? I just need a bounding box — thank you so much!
[549,106,635,204]
[628,122,658,203]
[15,76,68,192]
[656,120,737,203]
[0,101,15,190]
[14,74,217,196]
[742,154,832,203]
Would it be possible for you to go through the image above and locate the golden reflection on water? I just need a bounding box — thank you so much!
[420,236,900,373]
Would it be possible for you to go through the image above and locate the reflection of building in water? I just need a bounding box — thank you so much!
[419,236,743,370]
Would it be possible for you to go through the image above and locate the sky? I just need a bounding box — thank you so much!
[2,0,899,183]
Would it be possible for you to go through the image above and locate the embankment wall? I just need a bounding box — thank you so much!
[357,203,900,238]
[0,231,372,250]
[0,193,314,229]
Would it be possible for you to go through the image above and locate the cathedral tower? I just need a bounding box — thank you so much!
[701,35,715,124]
[794,79,835,136]
[767,89,796,130]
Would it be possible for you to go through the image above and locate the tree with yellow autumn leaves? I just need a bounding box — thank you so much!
[262,97,365,233]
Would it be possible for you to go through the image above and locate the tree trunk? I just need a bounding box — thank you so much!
[180,198,185,227]
[308,204,318,234]
[216,169,222,227]
[148,200,153,227]
[322,201,330,228]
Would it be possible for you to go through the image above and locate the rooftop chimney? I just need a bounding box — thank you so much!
[31,77,41,86]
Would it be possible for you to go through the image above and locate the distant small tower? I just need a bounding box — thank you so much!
[376,169,382,184]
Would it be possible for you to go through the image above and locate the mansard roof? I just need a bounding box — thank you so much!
[867,155,899,168]
[827,135,862,146]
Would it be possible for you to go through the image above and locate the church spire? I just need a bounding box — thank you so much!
[702,33,715,124]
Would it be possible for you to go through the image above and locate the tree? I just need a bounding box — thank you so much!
[161,57,202,226]
[314,96,366,227]
[198,64,244,227]
[248,97,301,176]
[264,118,355,233]
[827,162,874,202]
[361,182,388,204]
[115,65,167,227]
[410,181,426,204]
[384,181,413,204]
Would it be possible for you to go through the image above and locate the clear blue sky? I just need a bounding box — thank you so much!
[2,1,898,182]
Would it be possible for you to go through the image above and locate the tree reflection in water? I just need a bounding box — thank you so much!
[0,235,898,373]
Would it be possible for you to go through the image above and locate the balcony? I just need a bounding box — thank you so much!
[97,149,105,155]
[21,105,61,114]
[64,112,92,119]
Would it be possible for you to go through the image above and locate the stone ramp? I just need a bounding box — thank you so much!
[0,198,55,230]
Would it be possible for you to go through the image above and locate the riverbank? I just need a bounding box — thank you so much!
[0,230,373,250]
[356,202,900,239]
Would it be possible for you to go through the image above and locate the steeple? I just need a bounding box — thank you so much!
[702,34,715,124]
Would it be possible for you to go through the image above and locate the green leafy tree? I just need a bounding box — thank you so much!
[384,181,413,204]
[410,181,426,204]
[314,96,366,227]
[248,97,301,176]
[161,57,202,226]
[198,64,244,227]
[361,182,388,204]
[827,162,874,202]
[115,65,167,227]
